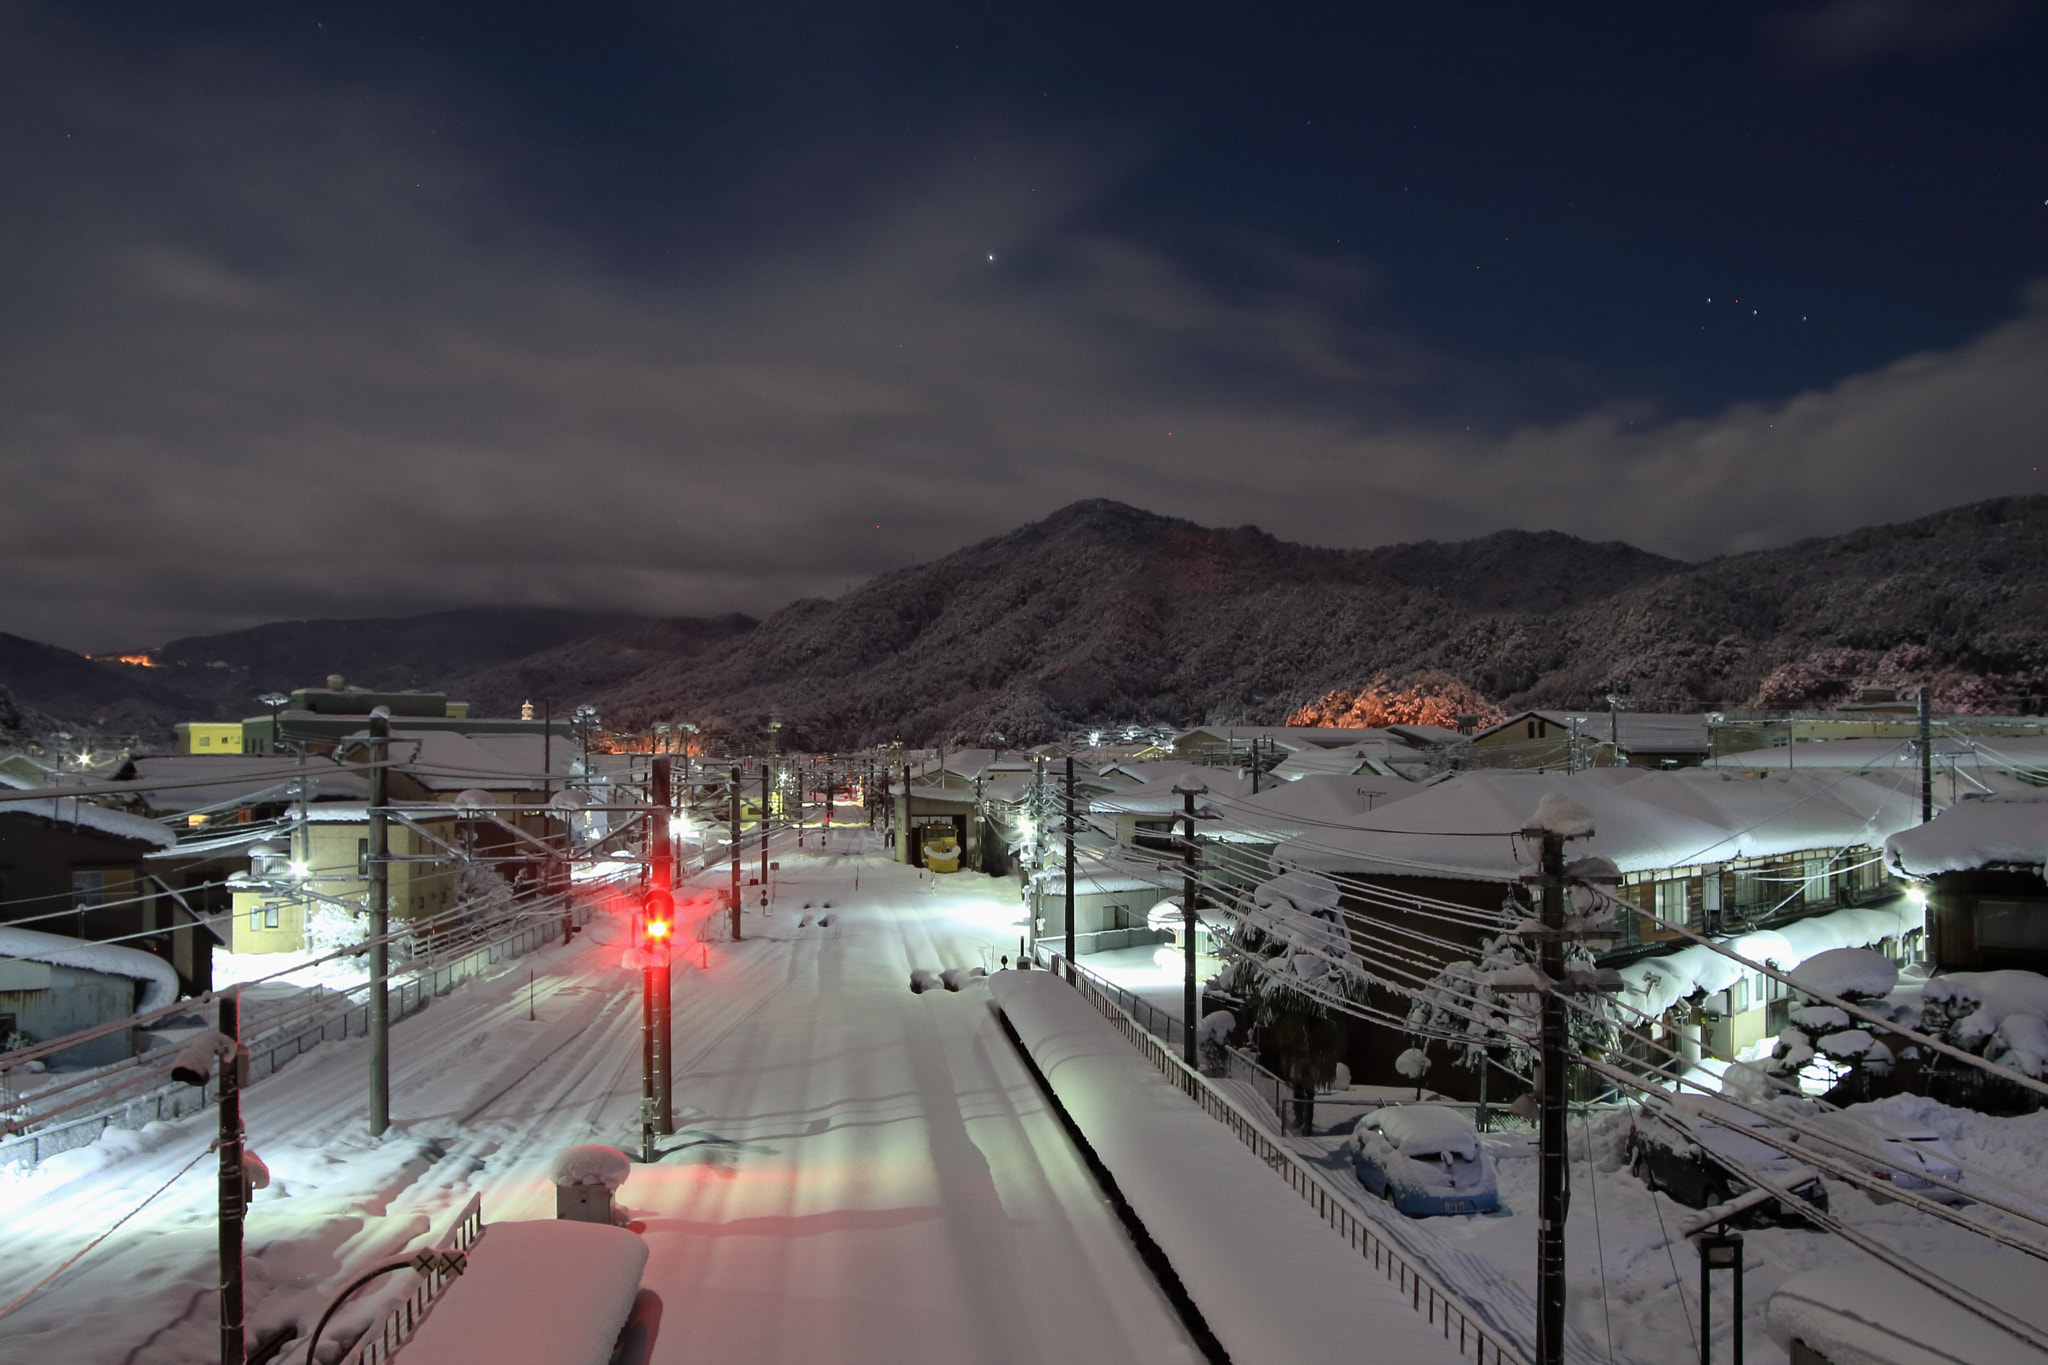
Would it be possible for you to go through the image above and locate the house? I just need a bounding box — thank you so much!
[0,795,212,1001]
[1026,845,1180,957]
[1269,767,1923,1091]
[172,722,244,755]
[238,676,570,755]
[1708,734,2048,801]
[1465,710,1714,771]
[0,924,183,1066]
[222,802,464,956]
[1886,792,2048,974]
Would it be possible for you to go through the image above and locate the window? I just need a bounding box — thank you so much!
[1702,875,1723,933]
[358,838,369,875]
[1976,901,2048,950]
[264,905,279,930]
[1527,721,1538,739]
[1655,879,1686,925]
[1804,855,1831,905]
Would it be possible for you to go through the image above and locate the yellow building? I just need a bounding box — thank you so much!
[228,806,462,954]
[174,722,245,755]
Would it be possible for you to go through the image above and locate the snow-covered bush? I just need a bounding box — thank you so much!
[1766,948,1900,1096]
[1915,971,2048,1110]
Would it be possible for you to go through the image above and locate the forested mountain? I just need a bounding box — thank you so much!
[8,497,2046,749]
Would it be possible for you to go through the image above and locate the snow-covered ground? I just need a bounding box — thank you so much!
[1293,1093,2048,1365]
[1,827,1204,1364]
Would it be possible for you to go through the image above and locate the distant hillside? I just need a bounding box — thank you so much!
[9,498,2046,751]
[0,607,756,743]
[591,496,2048,747]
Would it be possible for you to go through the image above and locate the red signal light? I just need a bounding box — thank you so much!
[645,889,675,941]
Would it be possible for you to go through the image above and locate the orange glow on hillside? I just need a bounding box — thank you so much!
[1287,672,1504,731]
[91,653,158,667]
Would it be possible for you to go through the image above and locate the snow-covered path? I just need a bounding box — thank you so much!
[2,835,1203,1365]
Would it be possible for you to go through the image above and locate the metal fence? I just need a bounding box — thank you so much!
[336,1193,486,1365]
[0,902,588,1169]
[1028,946,1294,1128]
[1031,953,1529,1365]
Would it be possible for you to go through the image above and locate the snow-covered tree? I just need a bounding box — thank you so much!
[1765,947,1899,1099]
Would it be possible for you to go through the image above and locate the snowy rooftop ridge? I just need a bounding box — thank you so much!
[1886,794,2048,877]
[0,796,177,848]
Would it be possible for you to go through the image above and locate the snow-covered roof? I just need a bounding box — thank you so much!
[1028,850,1177,897]
[1207,773,1420,843]
[0,796,177,848]
[118,755,371,813]
[1705,734,2048,773]
[1277,767,1921,883]
[1886,792,2048,877]
[1174,725,1389,753]
[1616,898,1920,1018]
[1767,1253,2048,1365]
[1383,724,1468,748]
[1090,764,1257,816]
[0,924,182,1010]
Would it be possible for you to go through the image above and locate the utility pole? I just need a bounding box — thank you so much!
[728,765,743,941]
[217,988,246,1365]
[760,762,771,907]
[367,708,391,1138]
[649,757,673,1138]
[1178,784,1204,1065]
[1919,684,1934,823]
[1533,823,1568,1365]
[1063,757,1076,981]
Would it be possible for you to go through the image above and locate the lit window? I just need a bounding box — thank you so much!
[263,905,279,929]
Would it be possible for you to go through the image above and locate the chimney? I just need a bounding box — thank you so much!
[326,674,345,692]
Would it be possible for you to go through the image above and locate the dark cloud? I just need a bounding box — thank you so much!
[1763,0,2023,71]
[2,6,2043,653]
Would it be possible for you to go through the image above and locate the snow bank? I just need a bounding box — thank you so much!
[1373,1105,1478,1161]
[1887,793,2048,877]
[990,970,1459,1365]
[1616,899,1919,1018]
[0,797,176,848]
[1767,1253,2048,1365]
[0,924,182,1011]
[548,1145,631,1191]
[398,1220,648,1365]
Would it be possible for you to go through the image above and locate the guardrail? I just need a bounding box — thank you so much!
[336,1193,486,1365]
[1034,951,1529,1365]
[0,902,589,1169]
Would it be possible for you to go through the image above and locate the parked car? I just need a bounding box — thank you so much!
[1625,1094,1828,1228]
[1796,1108,1967,1205]
[1346,1104,1499,1216]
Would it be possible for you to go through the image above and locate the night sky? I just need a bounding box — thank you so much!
[4,1,2045,652]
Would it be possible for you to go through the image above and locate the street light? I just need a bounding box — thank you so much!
[256,693,289,755]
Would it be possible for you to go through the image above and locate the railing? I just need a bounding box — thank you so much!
[1027,945,1293,1128]
[336,1193,486,1365]
[0,902,589,1169]
[1032,951,1529,1365]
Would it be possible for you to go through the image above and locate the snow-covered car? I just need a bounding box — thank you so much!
[1797,1109,1967,1204]
[1345,1104,1498,1216]
[1625,1094,1828,1228]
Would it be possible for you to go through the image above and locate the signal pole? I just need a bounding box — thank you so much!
[217,988,246,1365]
[1534,823,1568,1365]
[728,765,743,941]
[367,708,391,1138]
[1063,757,1076,981]
[649,757,673,1138]
[760,762,771,907]
[1177,784,1204,1065]
[1919,684,1934,823]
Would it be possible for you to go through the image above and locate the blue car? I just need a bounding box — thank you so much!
[1346,1105,1499,1217]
